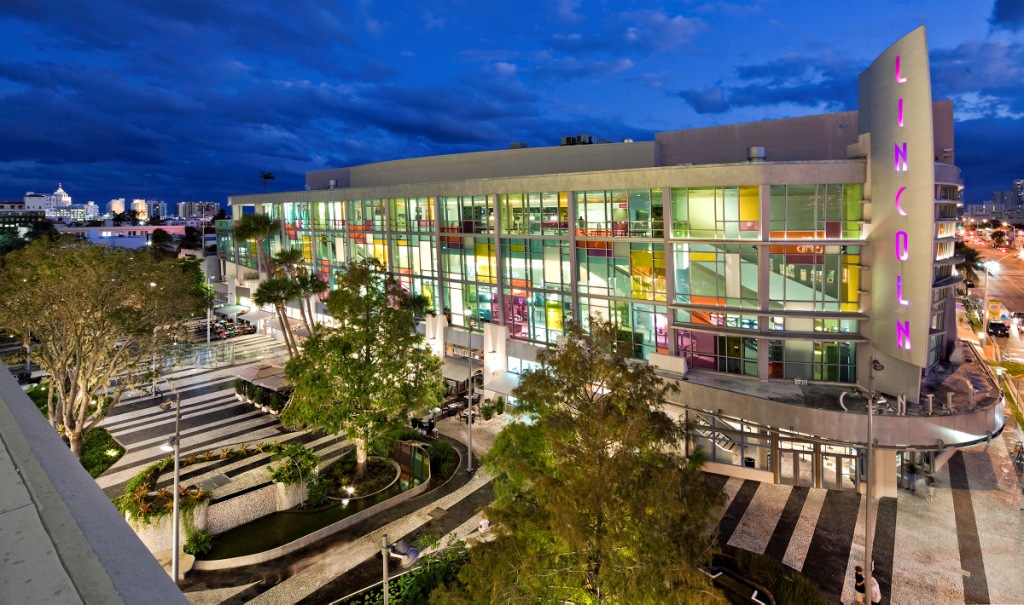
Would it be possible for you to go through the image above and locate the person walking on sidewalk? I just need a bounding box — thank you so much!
[854,565,866,604]
[904,460,918,492]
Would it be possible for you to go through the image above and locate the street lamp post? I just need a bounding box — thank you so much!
[865,358,884,599]
[207,275,212,346]
[466,315,476,474]
[159,391,182,585]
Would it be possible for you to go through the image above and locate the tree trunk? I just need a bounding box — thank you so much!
[69,430,83,459]
[296,292,313,341]
[354,437,368,479]
[274,304,298,358]
[304,294,318,336]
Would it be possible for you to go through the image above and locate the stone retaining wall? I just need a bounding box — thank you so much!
[206,484,277,535]
[126,504,208,553]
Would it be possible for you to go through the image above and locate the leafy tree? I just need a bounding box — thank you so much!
[149,228,175,259]
[111,210,140,226]
[148,213,164,226]
[260,171,275,192]
[179,226,204,251]
[233,213,280,276]
[282,259,445,478]
[0,239,205,458]
[991,229,1007,248]
[434,319,724,604]
[26,220,60,242]
[0,227,28,256]
[253,277,300,358]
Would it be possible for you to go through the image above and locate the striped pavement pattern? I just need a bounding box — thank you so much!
[97,334,297,498]
[707,441,1024,605]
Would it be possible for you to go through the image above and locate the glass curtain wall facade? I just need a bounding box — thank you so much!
[218,180,870,385]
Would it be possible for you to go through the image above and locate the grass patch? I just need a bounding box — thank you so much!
[79,428,125,477]
[24,382,125,476]
[730,550,829,605]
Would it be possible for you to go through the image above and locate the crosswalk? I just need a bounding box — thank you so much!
[705,439,1024,605]
[97,334,296,498]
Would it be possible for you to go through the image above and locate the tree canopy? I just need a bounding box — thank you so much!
[433,319,725,604]
[0,238,206,457]
[282,259,445,477]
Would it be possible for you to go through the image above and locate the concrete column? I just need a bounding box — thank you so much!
[870,449,898,498]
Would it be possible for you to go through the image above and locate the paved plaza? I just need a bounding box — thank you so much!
[91,333,1024,604]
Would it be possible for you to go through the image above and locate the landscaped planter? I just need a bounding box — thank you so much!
[125,502,208,553]
[275,482,308,510]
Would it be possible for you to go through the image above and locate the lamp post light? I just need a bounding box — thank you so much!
[381,534,420,605]
[864,358,884,599]
[159,392,182,585]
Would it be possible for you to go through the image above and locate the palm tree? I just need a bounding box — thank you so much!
[233,213,280,277]
[272,248,313,336]
[955,241,981,284]
[295,271,329,336]
[178,226,204,251]
[260,171,275,192]
[254,277,300,358]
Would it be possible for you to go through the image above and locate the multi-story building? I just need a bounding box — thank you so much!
[146,200,167,219]
[23,183,72,218]
[130,199,147,220]
[1013,179,1023,208]
[0,201,45,230]
[218,28,1000,495]
[108,198,126,215]
[177,201,221,219]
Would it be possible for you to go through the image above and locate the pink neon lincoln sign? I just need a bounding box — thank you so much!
[894,54,911,350]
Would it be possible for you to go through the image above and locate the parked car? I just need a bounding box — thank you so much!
[987,321,1009,337]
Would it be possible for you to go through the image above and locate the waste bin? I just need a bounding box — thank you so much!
[743,457,756,468]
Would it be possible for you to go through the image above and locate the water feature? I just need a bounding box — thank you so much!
[202,442,430,560]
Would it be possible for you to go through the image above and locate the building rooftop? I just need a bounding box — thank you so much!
[0,364,187,605]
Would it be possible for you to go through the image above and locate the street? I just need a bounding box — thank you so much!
[969,246,1024,361]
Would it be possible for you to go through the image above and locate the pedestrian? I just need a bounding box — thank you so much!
[904,460,918,492]
[854,565,866,604]
[925,473,936,502]
[870,575,882,603]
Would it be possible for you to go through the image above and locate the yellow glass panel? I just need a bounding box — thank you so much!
[631,250,654,299]
[302,236,312,263]
[739,186,759,222]
[690,251,717,262]
[374,242,388,265]
[546,299,563,331]
[475,242,497,284]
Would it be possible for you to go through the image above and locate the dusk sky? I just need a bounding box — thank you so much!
[1,0,1022,207]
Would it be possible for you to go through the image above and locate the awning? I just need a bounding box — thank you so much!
[442,356,480,382]
[266,318,301,333]
[239,309,273,322]
[235,364,285,383]
[254,373,291,392]
[484,372,519,396]
[215,304,248,317]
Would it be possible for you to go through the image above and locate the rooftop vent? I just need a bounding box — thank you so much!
[509,142,528,149]
[747,146,766,163]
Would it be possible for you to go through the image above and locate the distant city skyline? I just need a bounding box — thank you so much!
[0,1,1022,205]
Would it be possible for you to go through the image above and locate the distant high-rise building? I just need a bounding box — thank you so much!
[146,200,167,219]
[1013,179,1023,208]
[176,201,220,219]
[130,199,147,219]
[84,201,100,220]
[108,198,125,214]
[993,190,1011,206]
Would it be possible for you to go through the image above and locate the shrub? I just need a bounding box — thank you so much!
[233,378,245,396]
[481,402,494,421]
[306,473,332,507]
[267,443,321,487]
[495,395,506,415]
[734,550,828,605]
[184,529,213,556]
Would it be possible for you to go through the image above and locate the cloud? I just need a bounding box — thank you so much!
[989,0,1024,31]
[675,51,858,114]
